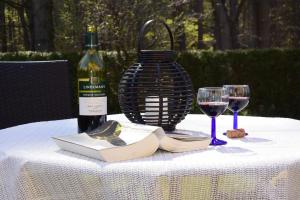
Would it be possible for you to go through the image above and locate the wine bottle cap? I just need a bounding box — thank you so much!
[87,25,96,33]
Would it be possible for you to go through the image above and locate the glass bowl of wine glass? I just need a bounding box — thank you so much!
[197,87,229,146]
[223,85,250,134]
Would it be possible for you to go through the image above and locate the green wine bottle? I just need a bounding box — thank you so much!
[77,25,107,133]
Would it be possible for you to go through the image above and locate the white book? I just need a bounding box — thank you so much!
[53,123,210,162]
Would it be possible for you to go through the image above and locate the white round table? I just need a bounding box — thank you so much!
[1,114,300,200]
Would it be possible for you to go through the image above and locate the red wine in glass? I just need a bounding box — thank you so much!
[228,97,249,112]
[223,85,250,132]
[197,87,229,146]
[199,102,228,117]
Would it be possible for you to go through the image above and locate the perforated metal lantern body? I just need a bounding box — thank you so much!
[118,20,193,131]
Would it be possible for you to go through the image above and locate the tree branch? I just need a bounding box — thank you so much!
[2,0,24,9]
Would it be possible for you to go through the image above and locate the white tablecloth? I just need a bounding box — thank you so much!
[1,114,300,200]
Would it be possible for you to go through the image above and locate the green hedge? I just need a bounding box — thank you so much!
[1,49,300,119]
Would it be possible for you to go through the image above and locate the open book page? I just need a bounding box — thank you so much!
[53,122,210,162]
[166,129,211,141]
[152,129,211,152]
[119,123,163,144]
[53,133,115,150]
[53,124,160,162]
[54,123,160,148]
[106,123,210,153]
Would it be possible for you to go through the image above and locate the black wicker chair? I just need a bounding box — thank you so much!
[0,60,75,129]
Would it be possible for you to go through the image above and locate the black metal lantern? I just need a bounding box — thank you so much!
[118,20,194,131]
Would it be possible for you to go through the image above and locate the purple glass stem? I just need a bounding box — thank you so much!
[233,111,238,129]
[211,116,227,145]
[211,117,216,140]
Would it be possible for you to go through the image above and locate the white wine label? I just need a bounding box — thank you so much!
[79,97,107,115]
[78,78,106,97]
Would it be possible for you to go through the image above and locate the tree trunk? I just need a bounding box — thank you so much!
[243,0,259,48]
[0,1,7,52]
[229,0,239,49]
[178,29,186,51]
[212,0,221,49]
[173,3,186,51]
[213,0,231,50]
[194,0,204,49]
[290,0,300,48]
[18,1,30,50]
[25,0,35,50]
[8,18,16,51]
[256,0,271,48]
[31,0,54,51]
[243,0,271,48]
[73,0,84,50]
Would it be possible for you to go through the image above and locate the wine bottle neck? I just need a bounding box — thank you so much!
[85,31,98,50]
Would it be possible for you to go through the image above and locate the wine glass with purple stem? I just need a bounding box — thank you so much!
[197,87,229,146]
[223,85,250,133]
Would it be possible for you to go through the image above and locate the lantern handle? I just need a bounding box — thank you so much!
[137,19,174,52]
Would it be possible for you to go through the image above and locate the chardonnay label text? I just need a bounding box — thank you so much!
[78,78,107,115]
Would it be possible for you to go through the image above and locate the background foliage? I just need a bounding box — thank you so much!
[1,0,300,53]
[1,0,300,119]
[1,49,299,119]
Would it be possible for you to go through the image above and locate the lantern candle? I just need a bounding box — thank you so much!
[145,96,168,122]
